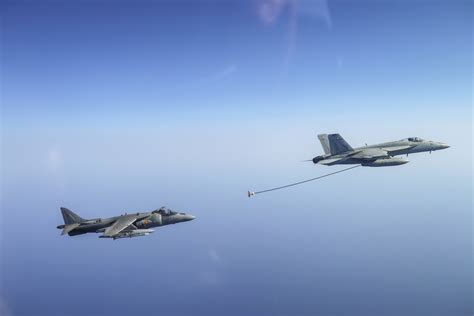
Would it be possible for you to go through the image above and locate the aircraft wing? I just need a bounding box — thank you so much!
[350,148,389,160]
[102,215,141,238]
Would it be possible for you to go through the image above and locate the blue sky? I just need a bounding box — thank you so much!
[1,1,472,316]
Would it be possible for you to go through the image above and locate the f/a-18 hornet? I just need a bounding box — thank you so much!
[57,207,195,240]
[311,134,449,167]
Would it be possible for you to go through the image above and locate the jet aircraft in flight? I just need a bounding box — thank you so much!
[311,134,449,167]
[57,207,195,240]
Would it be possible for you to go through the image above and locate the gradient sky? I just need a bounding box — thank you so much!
[1,1,472,316]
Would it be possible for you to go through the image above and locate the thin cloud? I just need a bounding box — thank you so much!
[47,147,63,171]
[256,0,332,28]
[208,64,237,82]
[46,146,67,193]
[258,0,286,25]
[298,0,332,28]
[208,248,222,264]
[195,249,224,286]
[255,0,333,65]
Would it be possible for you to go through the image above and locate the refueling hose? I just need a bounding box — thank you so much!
[248,165,360,197]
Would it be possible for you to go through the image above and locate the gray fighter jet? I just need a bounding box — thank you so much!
[311,134,449,167]
[57,207,195,240]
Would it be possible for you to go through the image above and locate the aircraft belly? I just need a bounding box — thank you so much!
[79,222,112,233]
[337,158,360,164]
[407,146,426,153]
[149,222,160,228]
[389,149,410,156]
[390,146,421,155]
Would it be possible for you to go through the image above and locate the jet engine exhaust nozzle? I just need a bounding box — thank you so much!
[312,156,324,164]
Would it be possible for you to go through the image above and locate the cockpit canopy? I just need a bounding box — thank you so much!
[152,206,177,216]
[406,137,424,142]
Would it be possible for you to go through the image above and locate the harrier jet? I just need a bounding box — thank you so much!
[311,134,449,167]
[57,207,195,240]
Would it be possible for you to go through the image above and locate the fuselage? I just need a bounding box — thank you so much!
[313,137,449,167]
[57,209,196,236]
[362,139,449,156]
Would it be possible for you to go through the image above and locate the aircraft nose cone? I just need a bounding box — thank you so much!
[183,214,196,221]
[438,143,450,150]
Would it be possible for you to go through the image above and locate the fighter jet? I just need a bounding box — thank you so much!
[57,206,196,240]
[311,134,449,167]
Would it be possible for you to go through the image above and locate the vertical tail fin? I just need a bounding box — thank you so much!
[317,133,353,155]
[60,207,85,225]
[318,134,331,154]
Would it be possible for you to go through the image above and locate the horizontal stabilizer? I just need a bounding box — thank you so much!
[61,223,80,236]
